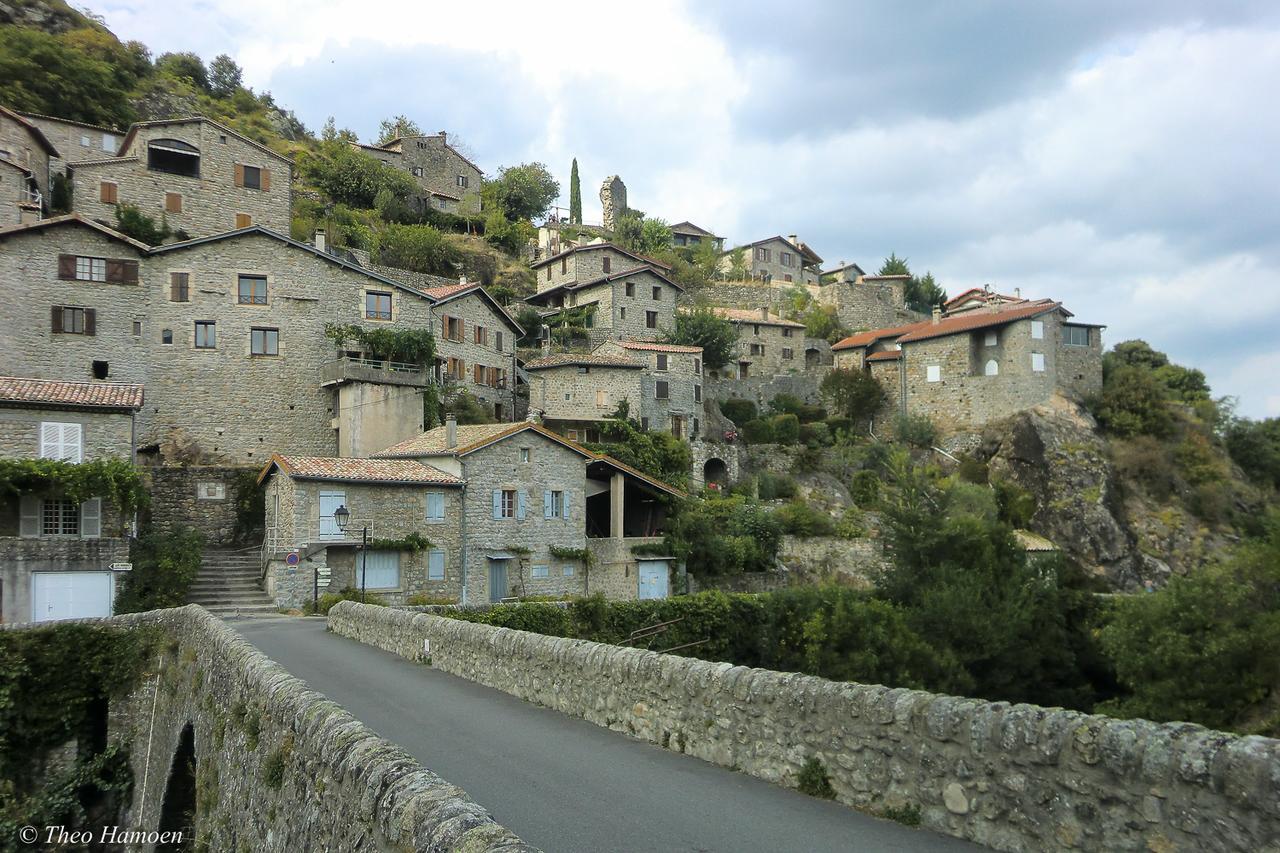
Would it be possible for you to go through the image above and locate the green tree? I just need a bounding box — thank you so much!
[113,203,170,245]
[569,158,582,224]
[371,223,459,276]
[1225,417,1280,489]
[587,415,692,489]
[208,53,243,98]
[666,306,738,368]
[155,51,208,90]
[877,252,910,277]
[321,116,359,144]
[820,369,886,424]
[876,254,946,313]
[299,140,417,208]
[664,494,781,576]
[484,163,559,222]
[727,247,748,280]
[1092,364,1174,439]
[377,114,422,144]
[0,27,137,126]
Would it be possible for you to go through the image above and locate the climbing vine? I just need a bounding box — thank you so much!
[367,532,433,552]
[549,545,593,567]
[0,458,149,514]
[324,323,435,365]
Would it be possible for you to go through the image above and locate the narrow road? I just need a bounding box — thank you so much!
[232,617,978,853]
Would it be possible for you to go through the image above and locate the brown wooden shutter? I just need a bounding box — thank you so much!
[441,314,450,336]
[100,182,117,203]
[105,259,123,283]
[235,213,251,228]
[83,309,96,336]
[121,260,139,284]
[51,306,63,332]
[261,169,271,191]
[57,255,76,280]
[234,163,245,187]
[165,192,182,213]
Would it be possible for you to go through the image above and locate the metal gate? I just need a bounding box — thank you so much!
[637,560,669,600]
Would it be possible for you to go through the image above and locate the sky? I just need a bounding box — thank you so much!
[86,0,1280,417]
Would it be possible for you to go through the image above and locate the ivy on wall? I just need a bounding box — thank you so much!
[324,323,435,365]
[0,458,149,514]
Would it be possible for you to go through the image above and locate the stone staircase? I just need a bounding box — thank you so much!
[188,547,277,617]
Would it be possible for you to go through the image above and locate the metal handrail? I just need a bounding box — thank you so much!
[336,355,423,373]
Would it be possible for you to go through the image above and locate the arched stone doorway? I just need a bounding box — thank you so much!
[157,723,196,850]
[703,457,729,487]
[805,347,821,369]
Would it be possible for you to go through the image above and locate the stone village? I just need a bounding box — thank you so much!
[0,104,1104,622]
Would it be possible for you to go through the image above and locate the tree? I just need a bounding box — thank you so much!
[299,140,417,208]
[0,27,137,126]
[1226,417,1280,489]
[371,223,459,277]
[666,306,738,368]
[321,117,359,144]
[877,252,910,277]
[155,51,209,91]
[663,493,781,576]
[877,254,947,313]
[727,247,748,280]
[612,209,673,256]
[113,203,170,245]
[377,115,422,144]
[586,415,692,490]
[208,54,243,98]
[484,163,559,223]
[1092,364,1174,439]
[569,158,582,224]
[820,369,887,424]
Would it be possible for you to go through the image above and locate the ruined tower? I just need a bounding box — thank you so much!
[600,175,627,231]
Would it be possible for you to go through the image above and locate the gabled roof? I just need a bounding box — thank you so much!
[586,455,685,498]
[822,261,867,278]
[423,282,525,334]
[65,155,138,169]
[17,110,121,135]
[0,105,59,156]
[118,116,290,164]
[374,421,597,460]
[865,350,902,362]
[725,235,823,265]
[614,341,703,354]
[257,454,463,487]
[943,287,1026,313]
[0,156,30,176]
[531,242,672,271]
[710,307,805,328]
[669,221,719,239]
[149,226,431,298]
[375,134,484,176]
[524,353,644,371]
[0,213,150,251]
[833,300,1065,350]
[525,265,684,304]
[0,376,143,411]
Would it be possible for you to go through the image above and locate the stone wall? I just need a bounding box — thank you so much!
[388,134,482,215]
[778,535,884,586]
[6,605,530,851]
[684,280,794,315]
[705,373,824,409]
[0,406,135,461]
[0,111,52,197]
[686,570,786,594]
[434,289,520,419]
[331,602,1280,853]
[144,464,249,544]
[817,277,915,331]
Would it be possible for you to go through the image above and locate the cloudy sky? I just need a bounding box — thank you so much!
[89,0,1280,416]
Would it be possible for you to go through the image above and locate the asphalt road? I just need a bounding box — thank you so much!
[232,617,977,853]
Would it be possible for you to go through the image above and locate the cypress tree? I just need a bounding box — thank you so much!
[569,158,582,224]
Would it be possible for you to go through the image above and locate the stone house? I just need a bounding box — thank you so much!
[354,131,481,215]
[832,299,1105,430]
[358,419,685,604]
[821,261,867,283]
[669,221,723,251]
[424,282,524,420]
[531,242,671,292]
[0,105,58,221]
[719,235,823,285]
[942,286,1028,315]
[0,376,143,623]
[709,307,807,379]
[535,220,609,261]
[19,110,123,177]
[67,116,291,239]
[817,272,914,332]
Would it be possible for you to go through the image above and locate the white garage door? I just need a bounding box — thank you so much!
[31,572,115,622]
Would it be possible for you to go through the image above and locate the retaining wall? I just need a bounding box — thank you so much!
[329,601,1280,853]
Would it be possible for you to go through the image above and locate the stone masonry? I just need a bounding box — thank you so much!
[333,601,1280,853]
[599,175,626,230]
[355,132,482,215]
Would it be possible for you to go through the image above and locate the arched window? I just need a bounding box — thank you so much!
[985,359,999,376]
[147,138,200,178]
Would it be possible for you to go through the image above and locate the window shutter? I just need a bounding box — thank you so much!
[39,422,60,458]
[63,423,83,462]
[562,492,570,521]
[517,490,527,520]
[83,308,96,337]
[80,498,101,538]
[543,490,553,520]
[441,314,450,336]
[51,305,63,333]
[261,168,271,191]
[57,255,76,280]
[492,490,502,520]
[106,259,124,282]
[234,163,245,187]
[19,496,40,538]
[121,260,139,284]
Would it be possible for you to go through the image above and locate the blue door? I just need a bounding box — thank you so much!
[488,559,509,603]
[637,560,669,600]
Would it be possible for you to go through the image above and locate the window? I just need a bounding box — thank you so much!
[241,165,262,190]
[596,389,608,407]
[545,489,565,519]
[561,257,568,274]
[40,422,82,462]
[102,133,118,151]
[80,135,90,147]
[781,252,794,267]
[984,331,998,346]
[619,307,627,320]
[646,310,658,329]
[75,256,107,282]
[237,275,267,305]
[426,492,445,521]
[499,489,516,519]
[625,282,635,297]
[446,357,465,380]
[754,247,771,262]
[782,348,794,360]
[1064,325,1090,346]
[750,343,763,356]
[195,321,216,349]
[51,306,92,335]
[985,359,999,376]
[546,265,552,281]
[694,384,702,402]
[92,360,108,379]
[562,565,575,576]
[1031,320,1044,340]
[457,175,469,188]
[161,328,173,345]
[531,565,550,578]
[474,325,489,346]
[250,327,279,356]
[652,286,661,300]
[99,181,118,204]
[366,291,392,320]
[655,380,669,399]
[694,358,701,374]
[165,192,182,213]
[235,213,252,228]
[219,134,227,144]
[567,429,579,441]
[170,272,189,302]
[1031,353,1046,372]
[782,327,794,337]
[147,138,200,178]
[132,321,142,336]
[495,331,504,352]
[641,417,650,430]
[520,448,530,463]
[783,274,793,283]
[358,551,400,589]
[656,353,668,371]
[428,548,446,580]
[753,324,760,336]
[197,482,225,500]
[411,167,424,177]
[473,364,485,385]
[927,365,942,382]
[42,498,80,537]
[442,315,463,340]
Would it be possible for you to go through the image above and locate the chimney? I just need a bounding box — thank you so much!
[313,228,326,253]
[759,306,769,320]
[439,130,447,142]
[1015,287,1022,299]
[541,325,551,355]
[932,306,942,325]
[458,274,467,285]
[445,413,457,449]
[788,234,799,248]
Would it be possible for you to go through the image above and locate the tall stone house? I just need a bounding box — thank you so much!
[832,296,1105,429]
[0,105,57,223]
[0,376,143,623]
[353,131,481,215]
[260,419,684,608]
[670,221,723,251]
[708,308,807,379]
[65,116,291,238]
[817,272,915,332]
[719,235,824,285]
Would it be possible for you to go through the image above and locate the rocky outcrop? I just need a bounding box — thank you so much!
[0,0,94,33]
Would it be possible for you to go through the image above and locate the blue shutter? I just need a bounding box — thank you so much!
[543,490,553,520]
[517,490,528,520]
[562,491,570,521]
[492,490,502,520]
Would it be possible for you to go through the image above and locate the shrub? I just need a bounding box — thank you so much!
[115,527,205,613]
[1174,431,1226,486]
[992,479,1036,527]
[821,368,887,423]
[797,757,835,799]
[406,593,458,606]
[797,422,830,447]
[372,222,460,277]
[849,470,880,507]
[769,413,800,444]
[300,140,418,209]
[769,394,825,423]
[756,471,797,501]
[775,500,835,537]
[114,203,170,245]
[893,414,938,448]
[823,416,854,438]
[1225,417,1280,489]
[957,456,989,484]
[309,588,387,615]
[740,418,773,444]
[664,495,782,576]
[1111,437,1178,501]
[1092,364,1174,439]
[834,506,868,539]
[718,398,757,427]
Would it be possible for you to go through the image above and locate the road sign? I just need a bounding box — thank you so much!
[109,562,133,572]
[285,552,300,567]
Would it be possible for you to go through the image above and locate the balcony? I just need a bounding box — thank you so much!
[320,356,429,388]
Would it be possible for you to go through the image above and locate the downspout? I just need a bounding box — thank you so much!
[459,474,468,606]
[899,347,909,417]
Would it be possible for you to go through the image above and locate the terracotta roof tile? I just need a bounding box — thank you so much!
[266,454,462,485]
[833,300,1062,350]
[524,353,644,370]
[421,282,478,300]
[865,350,902,362]
[0,377,143,410]
[711,308,805,328]
[614,341,703,353]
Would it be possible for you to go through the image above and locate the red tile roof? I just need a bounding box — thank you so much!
[833,300,1062,350]
[421,282,479,300]
[711,308,805,328]
[615,341,703,353]
[523,353,644,370]
[865,350,902,362]
[0,377,144,410]
[260,454,462,486]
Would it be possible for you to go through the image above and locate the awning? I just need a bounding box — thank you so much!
[485,551,517,560]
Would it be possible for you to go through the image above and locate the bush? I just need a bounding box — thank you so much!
[1111,437,1178,501]
[448,601,572,636]
[115,527,205,613]
[992,479,1036,527]
[797,757,835,799]
[849,470,880,507]
[769,413,800,444]
[740,418,773,444]
[1174,431,1226,486]
[114,203,170,245]
[757,471,797,501]
[834,506,868,539]
[719,398,758,427]
[664,495,782,576]
[300,140,418,209]
[405,593,458,606]
[775,500,835,537]
[1225,417,1280,489]
[894,414,938,448]
[1092,364,1174,439]
[769,394,825,423]
[821,368,887,423]
[310,588,387,615]
[586,416,691,490]
[823,416,854,438]
[372,222,460,277]
[957,456,989,484]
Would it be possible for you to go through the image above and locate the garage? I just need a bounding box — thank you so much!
[31,571,115,622]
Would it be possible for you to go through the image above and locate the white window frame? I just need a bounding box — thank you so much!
[1030,320,1044,340]
[501,489,517,519]
[984,331,998,346]
[75,256,106,282]
[926,365,942,383]
[1031,352,1046,372]
[40,422,83,462]
[547,489,565,519]
[562,565,575,576]
[531,565,550,579]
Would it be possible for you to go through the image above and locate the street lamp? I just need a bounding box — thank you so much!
[331,504,369,603]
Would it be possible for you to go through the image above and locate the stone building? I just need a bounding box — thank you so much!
[19,110,123,177]
[719,235,823,285]
[817,272,914,332]
[600,175,627,230]
[0,376,143,623]
[424,281,524,420]
[709,307,807,379]
[670,221,723,251]
[0,105,57,222]
[832,298,1105,430]
[67,116,291,238]
[354,131,481,215]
